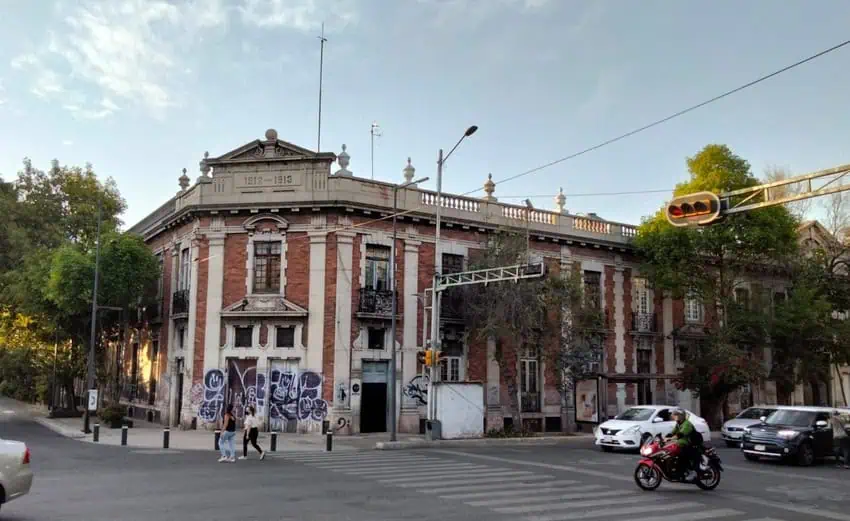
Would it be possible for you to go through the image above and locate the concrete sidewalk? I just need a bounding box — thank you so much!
[32,414,422,452]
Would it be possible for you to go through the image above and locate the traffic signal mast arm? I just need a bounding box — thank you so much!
[667,163,850,226]
[435,263,546,292]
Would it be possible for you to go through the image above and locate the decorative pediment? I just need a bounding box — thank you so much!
[669,323,710,339]
[206,129,335,165]
[243,213,289,232]
[221,295,308,317]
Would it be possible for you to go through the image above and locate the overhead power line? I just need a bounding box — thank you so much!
[465,38,850,196]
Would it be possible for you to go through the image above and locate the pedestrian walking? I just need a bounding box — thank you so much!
[218,405,237,463]
[239,405,265,460]
[831,410,849,469]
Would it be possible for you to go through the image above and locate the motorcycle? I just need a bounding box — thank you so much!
[634,434,723,491]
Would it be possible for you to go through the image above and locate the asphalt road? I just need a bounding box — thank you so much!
[1,401,848,521]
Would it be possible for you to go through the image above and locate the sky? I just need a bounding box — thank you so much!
[1,0,849,230]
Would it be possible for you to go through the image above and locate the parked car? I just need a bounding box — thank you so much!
[740,406,850,466]
[0,437,33,511]
[594,405,712,452]
[720,406,779,447]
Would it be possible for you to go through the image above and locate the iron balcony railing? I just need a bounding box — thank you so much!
[172,289,189,316]
[631,312,658,333]
[359,288,396,315]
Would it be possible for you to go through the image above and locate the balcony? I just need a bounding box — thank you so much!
[631,312,658,334]
[358,288,396,316]
[172,289,189,316]
[440,290,464,320]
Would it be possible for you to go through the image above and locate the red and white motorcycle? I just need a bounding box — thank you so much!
[634,434,723,491]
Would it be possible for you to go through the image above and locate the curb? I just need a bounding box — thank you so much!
[33,417,88,439]
[375,434,593,450]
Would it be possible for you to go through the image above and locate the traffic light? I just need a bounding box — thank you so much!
[424,349,433,367]
[416,351,426,365]
[666,191,722,227]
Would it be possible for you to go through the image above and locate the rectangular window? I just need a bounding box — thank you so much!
[735,288,750,310]
[155,253,164,300]
[253,241,282,293]
[637,342,652,374]
[442,253,464,274]
[276,327,295,348]
[520,357,540,413]
[148,340,159,406]
[583,271,601,309]
[368,328,385,350]
[177,327,185,350]
[235,327,253,348]
[179,248,191,291]
[633,277,650,314]
[685,292,703,323]
[440,357,462,382]
[365,246,390,290]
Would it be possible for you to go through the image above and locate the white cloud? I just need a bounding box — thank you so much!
[239,0,358,32]
[62,140,74,146]
[10,0,231,119]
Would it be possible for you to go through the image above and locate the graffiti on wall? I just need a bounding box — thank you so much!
[198,369,225,422]
[268,369,329,431]
[403,375,430,406]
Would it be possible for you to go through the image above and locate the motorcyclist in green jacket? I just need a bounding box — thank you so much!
[669,408,702,480]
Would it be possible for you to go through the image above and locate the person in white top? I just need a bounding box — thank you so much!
[239,406,265,460]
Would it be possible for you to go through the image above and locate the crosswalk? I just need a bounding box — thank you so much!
[277,451,800,521]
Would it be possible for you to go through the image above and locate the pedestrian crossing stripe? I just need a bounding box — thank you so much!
[277,452,816,521]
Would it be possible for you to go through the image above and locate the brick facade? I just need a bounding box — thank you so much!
[123,129,793,434]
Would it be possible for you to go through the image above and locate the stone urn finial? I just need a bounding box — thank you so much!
[403,157,415,183]
[334,144,352,176]
[483,173,497,202]
[555,187,567,213]
[178,168,190,191]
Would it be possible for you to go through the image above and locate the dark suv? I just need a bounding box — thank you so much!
[740,406,846,466]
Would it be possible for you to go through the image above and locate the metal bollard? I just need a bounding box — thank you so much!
[214,430,221,451]
[93,423,100,442]
[326,431,333,452]
[270,432,277,452]
[163,428,170,449]
[121,425,128,446]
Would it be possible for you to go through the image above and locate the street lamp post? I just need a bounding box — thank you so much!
[390,175,430,442]
[83,205,102,434]
[428,125,478,423]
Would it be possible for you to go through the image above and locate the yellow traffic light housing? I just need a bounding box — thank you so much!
[424,349,433,367]
[666,191,722,227]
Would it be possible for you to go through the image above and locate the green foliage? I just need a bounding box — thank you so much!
[99,404,127,426]
[635,144,801,412]
[459,232,604,429]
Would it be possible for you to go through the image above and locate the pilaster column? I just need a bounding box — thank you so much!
[333,232,355,415]
[662,292,675,404]
[486,337,502,430]
[306,232,327,371]
[183,237,200,423]
[613,264,626,411]
[203,233,225,374]
[400,240,421,432]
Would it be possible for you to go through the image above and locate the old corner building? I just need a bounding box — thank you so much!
[125,128,807,435]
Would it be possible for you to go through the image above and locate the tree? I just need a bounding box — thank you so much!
[44,232,160,401]
[0,158,128,409]
[634,144,800,425]
[459,232,604,432]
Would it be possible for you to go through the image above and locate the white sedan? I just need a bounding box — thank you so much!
[594,405,712,452]
[0,438,33,510]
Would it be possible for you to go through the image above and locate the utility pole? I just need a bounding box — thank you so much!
[370,122,382,180]
[316,23,327,152]
[83,205,102,434]
[389,175,429,442]
[426,125,478,425]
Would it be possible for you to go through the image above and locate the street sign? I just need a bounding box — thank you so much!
[87,390,98,412]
